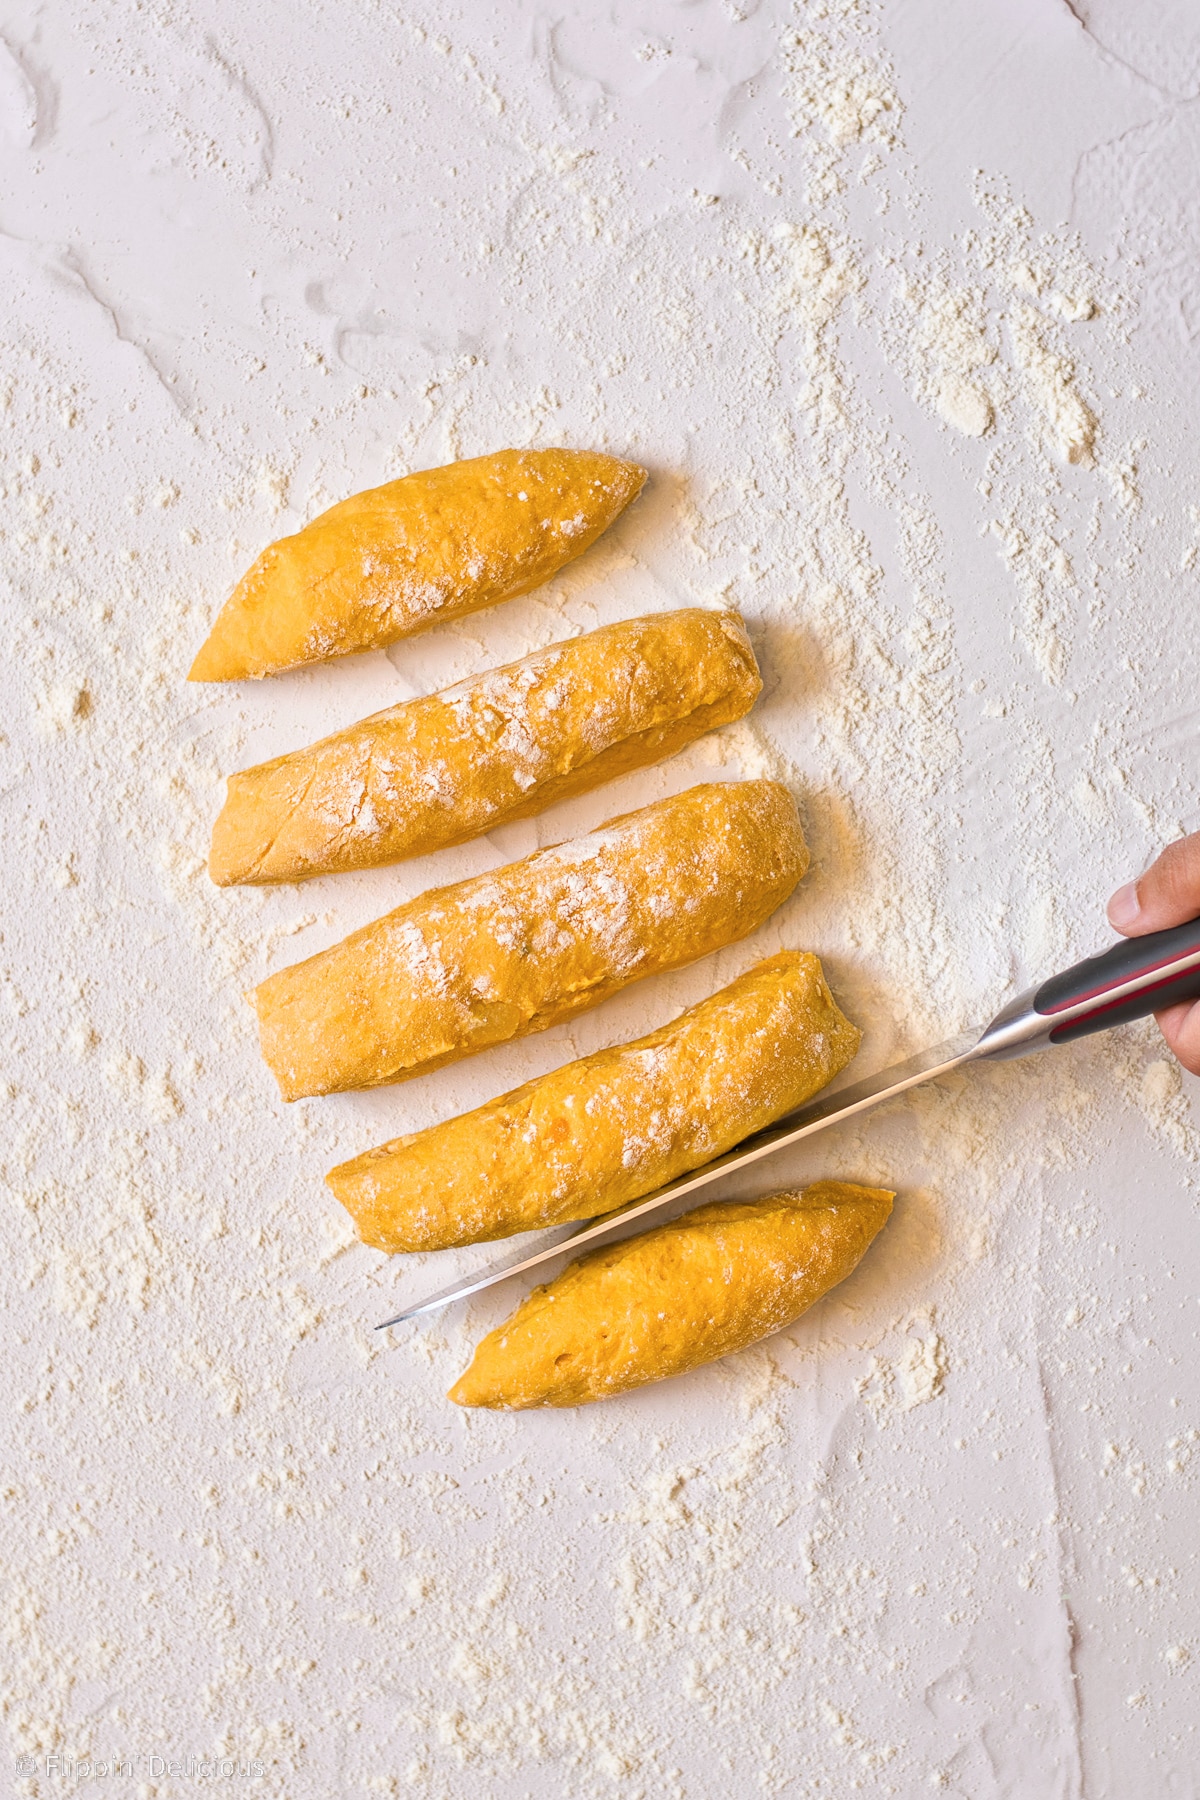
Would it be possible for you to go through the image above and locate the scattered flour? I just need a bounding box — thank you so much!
[0,0,1196,1793]
[1008,301,1099,467]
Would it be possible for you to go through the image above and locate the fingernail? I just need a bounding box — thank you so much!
[1107,880,1141,929]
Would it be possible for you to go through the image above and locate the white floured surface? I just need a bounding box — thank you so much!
[1,1,1199,1794]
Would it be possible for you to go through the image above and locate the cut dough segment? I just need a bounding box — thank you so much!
[188,448,645,681]
[252,780,807,1101]
[328,951,859,1252]
[209,609,761,885]
[449,1181,895,1409]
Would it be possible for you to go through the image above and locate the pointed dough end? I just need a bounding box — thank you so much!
[188,626,245,683]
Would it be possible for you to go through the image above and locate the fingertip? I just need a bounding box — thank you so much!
[1106,879,1141,933]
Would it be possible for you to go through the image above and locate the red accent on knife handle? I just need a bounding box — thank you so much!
[1035,915,1200,1044]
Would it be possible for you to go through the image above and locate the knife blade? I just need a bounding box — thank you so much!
[376,911,1200,1330]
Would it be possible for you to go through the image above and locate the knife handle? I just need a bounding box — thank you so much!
[1034,915,1200,1043]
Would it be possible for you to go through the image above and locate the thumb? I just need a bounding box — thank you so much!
[1107,829,1200,937]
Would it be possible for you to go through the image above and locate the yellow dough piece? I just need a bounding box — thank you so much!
[328,951,859,1252]
[188,448,645,681]
[449,1181,895,1409]
[209,609,762,886]
[253,780,807,1101]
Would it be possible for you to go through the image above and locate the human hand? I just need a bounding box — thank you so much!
[1108,831,1200,1074]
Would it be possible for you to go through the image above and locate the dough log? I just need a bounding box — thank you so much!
[328,951,859,1252]
[449,1181,895,1409]
[188,448,645,681]
[253,780,807,1100]
[209,609,762,886]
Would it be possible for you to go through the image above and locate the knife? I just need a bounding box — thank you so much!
[376,913,1200,1329]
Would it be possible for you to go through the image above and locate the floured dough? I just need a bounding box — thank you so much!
[328,951,859,1251]
[252,780,808,1100]
[188,447,645,680]
[449,1181,895,1409]
[209,609,761,884]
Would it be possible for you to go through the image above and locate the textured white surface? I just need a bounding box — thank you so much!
[2,1,1199,1795]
